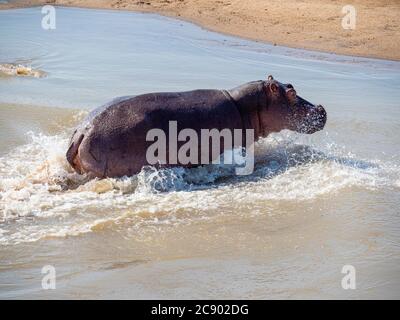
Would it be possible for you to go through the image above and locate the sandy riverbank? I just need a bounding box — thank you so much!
[1,0,399,61]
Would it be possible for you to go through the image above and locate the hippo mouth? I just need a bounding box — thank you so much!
[290,97,327,134]
[296,104,327,134]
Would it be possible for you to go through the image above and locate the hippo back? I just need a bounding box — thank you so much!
[69,89,243,177]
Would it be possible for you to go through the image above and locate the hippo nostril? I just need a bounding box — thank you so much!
[317,105,326,114]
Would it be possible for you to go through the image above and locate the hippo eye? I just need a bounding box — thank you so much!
[286,84,294,89]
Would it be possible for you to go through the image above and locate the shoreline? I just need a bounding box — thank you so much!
[1,0,400,61]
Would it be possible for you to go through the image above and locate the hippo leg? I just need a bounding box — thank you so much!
[66,130,84,173]
[66,130,107,178]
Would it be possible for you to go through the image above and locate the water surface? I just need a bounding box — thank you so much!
[0,7,399,299]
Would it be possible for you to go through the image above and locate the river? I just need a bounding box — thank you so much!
[0,6,399,299]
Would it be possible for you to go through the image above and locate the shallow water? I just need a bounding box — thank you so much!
[0,7,399,299]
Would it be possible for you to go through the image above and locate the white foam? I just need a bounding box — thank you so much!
[0,63,46,78]
[0,131,398,245]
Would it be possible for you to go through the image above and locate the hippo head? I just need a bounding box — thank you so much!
[259,75,327,134]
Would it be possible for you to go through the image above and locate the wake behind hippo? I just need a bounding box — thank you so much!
[66,76,327,178]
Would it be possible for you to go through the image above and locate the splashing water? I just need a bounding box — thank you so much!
[0,63,46,78]
[0,124,398,245]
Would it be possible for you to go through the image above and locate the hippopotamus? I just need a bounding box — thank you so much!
[66,76,326,178]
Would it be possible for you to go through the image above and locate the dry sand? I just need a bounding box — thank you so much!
[2,0,400,61]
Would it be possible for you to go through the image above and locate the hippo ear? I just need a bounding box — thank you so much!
[269,81,279,94]
[267,75,274,81]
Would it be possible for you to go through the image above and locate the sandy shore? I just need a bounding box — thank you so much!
[2,0,400,61]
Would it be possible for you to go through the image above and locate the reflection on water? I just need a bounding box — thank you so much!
[0,7,400,299]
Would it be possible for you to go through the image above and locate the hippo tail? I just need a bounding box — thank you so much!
[66,130,84,173]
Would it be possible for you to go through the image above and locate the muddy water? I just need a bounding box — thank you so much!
[0,7,399,299]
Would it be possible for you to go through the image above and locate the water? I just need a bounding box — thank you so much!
[0,7,399,299]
